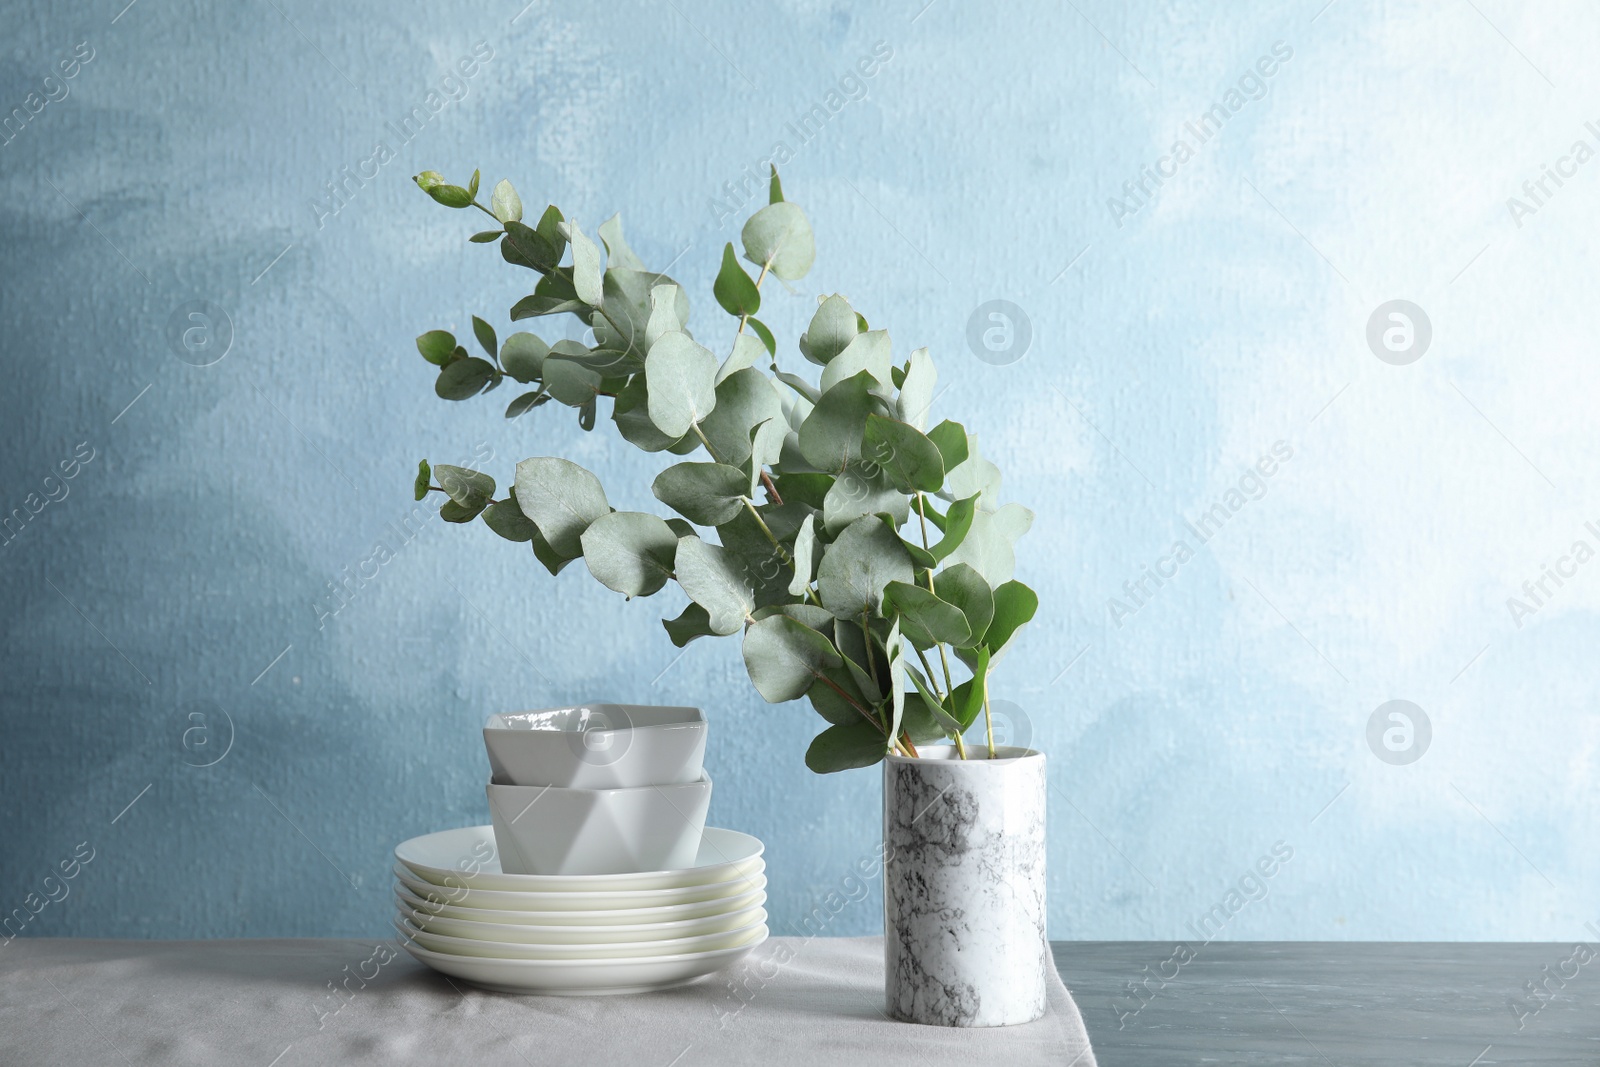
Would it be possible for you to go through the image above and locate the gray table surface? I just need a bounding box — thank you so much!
[1052,942,1600,1065]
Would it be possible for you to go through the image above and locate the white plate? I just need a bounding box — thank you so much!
[397,893,767,945]
[393,912,767,959]
[394,882,769,928]
[393,863,766,912]
[396,926,769,995]
[396,825,763,891]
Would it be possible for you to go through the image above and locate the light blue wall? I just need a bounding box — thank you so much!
[2,0,1594,943]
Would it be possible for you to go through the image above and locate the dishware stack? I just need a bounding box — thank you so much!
[391,704,769,994]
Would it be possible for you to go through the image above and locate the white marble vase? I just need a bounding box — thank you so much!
[883,745,1047,1027]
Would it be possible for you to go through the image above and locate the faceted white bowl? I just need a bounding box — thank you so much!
[487,776,712,876]
[484,704,706,789]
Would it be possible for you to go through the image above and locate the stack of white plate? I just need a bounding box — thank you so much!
[392,825,768,995]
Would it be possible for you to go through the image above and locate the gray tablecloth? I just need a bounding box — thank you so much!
[1,936,1095,1066]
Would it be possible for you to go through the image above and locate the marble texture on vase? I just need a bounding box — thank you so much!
[883,746,1048,1027]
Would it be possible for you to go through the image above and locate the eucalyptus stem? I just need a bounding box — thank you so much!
[691,423,725,465]
[983,690,996,759]
[742,500,792,566]
[914,492,964,756]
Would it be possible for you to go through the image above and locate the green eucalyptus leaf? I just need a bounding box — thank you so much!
[433,464,495,511]
[699,367,782,468]
[951,646,990,730]
[412,459,431,502]
[536,205,567,257]
[529,527,578,575]
[929,495,977,561]
[943,433,1001,505]
[883,580,971,648]
[926,419,969,472]
[862,414,944,494]
[513,457,610,558]
[599,268,685,362]
[499,332,548,383]
[511,268,585,319]
[471,316,497,359]
[769,165,784,204]
[717,333,767,384]
[436,357,496,400]
[775,471,833,510]
[651,462,747,526]
[886,616,906,743]
[490,179,522,224]
[663,602,717,647]
[808,674,863,726]
[645,331,718,438]
[740,201,815,280]
[613,373,685,453]
[900,690,955,743]
[933,562,995,647]
[898,347,936,430]
[798,371,877,471]
[773,369,821,406]
[805,721,888,773]
[503,220,560,272]
[789,512,817,597]
[579,511,678,598]
[597,213,645,271]
[467,169,480,199]
[821,462,908,536]
[742,614,843,703]
[673,535,754,634]
[798,294,857,366]
[820,329,892,393]
[816,515,914,620]
[439,498,482,522]
[483,491,537,542]
[562,221,605,306]
[419,175,472,208]
[712,242,761,317]
[646,284,685,351]
[943,502,1034,586]
[748,418,786,498]
[983,579,1039,661]
[753,602,837,631]
[542,354,602,407]
[746,317,776,357]
[417,330,456,366]
[905,663,962,735]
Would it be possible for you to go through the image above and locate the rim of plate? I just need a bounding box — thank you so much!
[392,862,767,910]
[395,923,770,969]
[392,912,768,957]
[395,892,767,940]
[395,825,764,891]
[392,882,769,926]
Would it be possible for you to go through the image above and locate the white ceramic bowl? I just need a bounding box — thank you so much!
[393,881,768,927]
[395,927,770,995]
[393,913,767,960]
[484,704,706,789]
[397,896,767,945]
[396,825,763,892]
[487,775,711,876]
[392,863,766,912]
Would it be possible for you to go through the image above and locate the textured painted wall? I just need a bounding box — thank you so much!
[1,0,1595,945]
